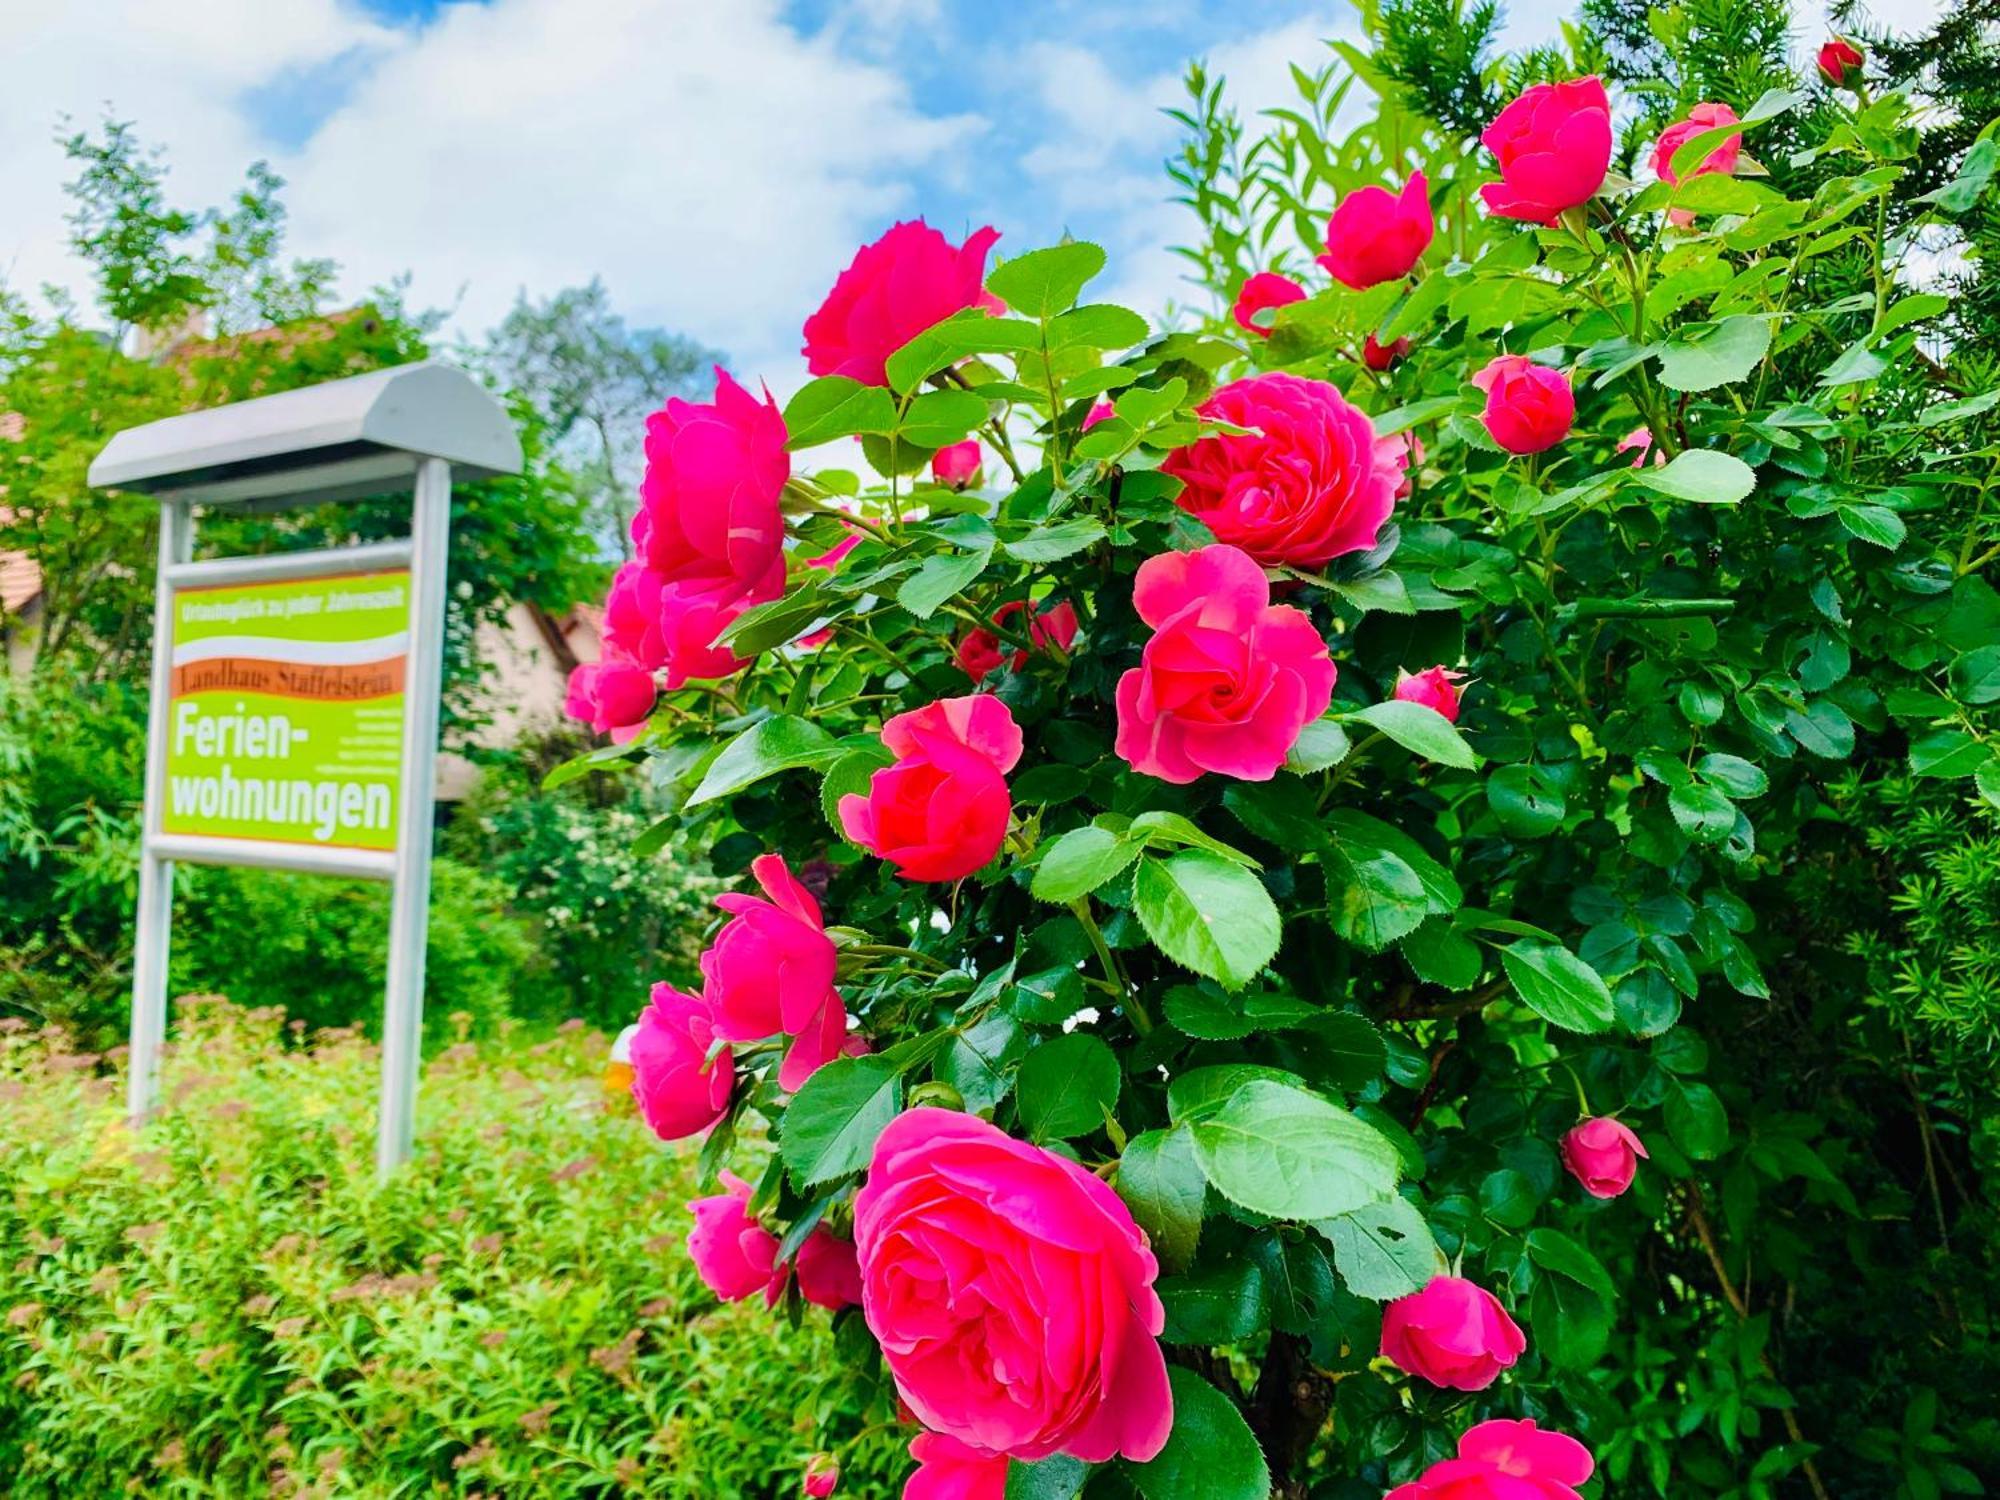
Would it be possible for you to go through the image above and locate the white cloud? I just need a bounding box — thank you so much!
[0,0,393,311]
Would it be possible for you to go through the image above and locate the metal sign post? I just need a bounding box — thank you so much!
[89,362,521,1177]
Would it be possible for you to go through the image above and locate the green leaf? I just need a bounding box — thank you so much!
[1526,1227,1616,1299]
[1950,645,2000,705]
[1311,1012,1391,1089]
[885,314,1042,392]
[1189,1080,1400,1220]
[779,1057,902,1188]
[1117,1128,1206,1273]
[1838,503,1906,550]
[1285,717,1352,773]
[897,547,991,619]
[1006,1455,1090,1500]
[1669,782,1738,845]
[1004,517,1107,563]
[821,744,892,841]
[1326,809,1460,913]
[1698,753,1769,797]
[898,388,991,448]
[1015,1032,1121,1142]
[1665,1078,1730,1159]
[1347,700,1479,768]
[1655,315,1772,392]
[1401,919,1484,990]
[1500,941,1616,1032]
[686,716,839,808]
[1919,134,1999,212]
[1164,986,1319,1041]
[1318,1195,1444,1300]
[1161,1261,1265,1343]
[1487,763,1566,837]
[1909,729,1990,780]
[1322,841,1429,950]
[1530,1272,1612,1370]
[1635,449,1757,505]
[1031,826,1141,903]
[1133,851,1282,991]
[1050,302,1149,349]
[1122,1368,1271,1500]
[1167,1064,1305,1125]
[939,1013,1029,1114]
[782,376,897,447]
[987,242,1106,319]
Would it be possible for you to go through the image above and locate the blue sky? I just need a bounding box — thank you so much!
[0,0,1905,395]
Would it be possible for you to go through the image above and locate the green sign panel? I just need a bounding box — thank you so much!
[164,570,410,852]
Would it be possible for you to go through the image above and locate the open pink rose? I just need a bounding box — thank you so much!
[563,656,656,742]
[803,220,1003,387]
[1318,172,1434,289]
[1364,332,1412,371]
[903,1432,1007,1500]
[1386,1419,1595,1500]
[1819,36,1865,88]
[1381,1276,1527,1391]
[1082,400,1116,431]
[795,1227,864,1311]
[687,1172,782,1304]
[854,1108,1171,1463]
[1654,102,1742,226]
[954,599,1079,684]
[629,983,732,1142]
[1232,271,1307,337]
[1562,1116,1649,1198]
[702,854,849,1093]
[1116,544,1334,784]
[1474,356,1574,455]
[601,558,783,691]
[1394,666,1466,722]
[634,369,788,587]
[839,697,1023,882]
[931,439,982,490]
[803,1453,841,1498]
[1162,372,1399,568]
[1479,77,1614,225]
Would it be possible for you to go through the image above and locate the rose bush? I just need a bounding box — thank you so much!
[548,17,1998,1498]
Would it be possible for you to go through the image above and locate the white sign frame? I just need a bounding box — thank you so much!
[90,361,520,1176]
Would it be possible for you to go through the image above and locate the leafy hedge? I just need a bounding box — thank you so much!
[0,1000,901,1497]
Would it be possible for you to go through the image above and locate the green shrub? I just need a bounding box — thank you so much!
[0,999,901,1497]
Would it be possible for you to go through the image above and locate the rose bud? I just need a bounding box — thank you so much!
[931,439,982,491]
[1394,666,1466,722]
[1318,172,1434,290]
[1363,332,1411,371]
[1819,36,1865,89]
[1473,354,1575,454]
[1561,1116,1649,1198]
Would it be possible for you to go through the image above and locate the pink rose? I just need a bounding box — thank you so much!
[629,983,732,1142]
[1380,1276,1527,1391]
[803,1453,841,1498]
[702,854,850,1093]
[1652,102,1742,187]
[795,1227,864,1311]
[903,1432,1007,1500]
[1473,356,1574,455]
[1162,372,1399,568]
[601,558,783,691]
[839,696,1023,882]
[633,369,788,588]
[954,599,1079,685]
[1232,271,1307,337]
[1479,77,1614,226]
[1082,400,1116,431]
[1394,666,1466,722]
[1561,1116,1648,1198]
[563,657,656,741]
[1617,426,1665,468]
[854,1108,1171,1463]
[1364,332,1411,371]
[1376,429,1420,502]
[1819,37,1865,88]
[803,220,1003,387]
[931,440,982,490]
[1318,172,1434,290]
[687,1172,782,1304]
[1115,544,1335,784]
[1386,1419,1595,1500]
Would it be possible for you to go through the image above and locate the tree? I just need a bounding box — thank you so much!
[480,279,721,557]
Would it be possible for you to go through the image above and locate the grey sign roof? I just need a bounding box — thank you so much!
[87,360,523,508]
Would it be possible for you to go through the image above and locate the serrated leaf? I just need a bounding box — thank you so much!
[1347,700,1479,768]
[896,547,991,619]
[987,242,1106,319]
[1133,851,1282,990]
[686,716,839,807]
[1117,1128,1206,1273]
[1655,315,1771,392]
[1122,1368,1270,1500]
[1318,1195,1444,1300]
[782,376,897,447]
[1015,1032,1121,1142]
[1500,941,1616,1032]
[1031,825,1141,903]
[779,1057,901,1187]
[1635,449,1757,505]
[1189,1080,1400,1220]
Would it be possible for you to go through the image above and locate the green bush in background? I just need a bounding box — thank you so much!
[0,999,901,1497]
